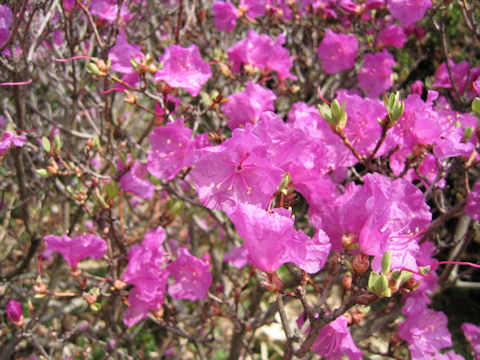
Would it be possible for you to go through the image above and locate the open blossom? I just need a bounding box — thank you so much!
[377,23,407,49]
[311,315,362,360]
[227,204,331,273]
[90,0,130,23]
[227,30,296,80]
[43,233,108,269]
[398,296,453,359]
[465,183,480,220]
[222,81,277,129]
[0,5,12,48]
[462,323,480,359]
[191,124,283,210]
[317,173,431,256]
[387,0,432,27]
[167,247,212,301]
[212,2,238,32]
[147,118,196,182]
[109,32,143,74]
[317,29,358,74]
[154,44,211,96]
[122,227,168,326]
[224,244,250,268]
[119,160,155,199]
[0,130,26,157]
[358,50,396,98]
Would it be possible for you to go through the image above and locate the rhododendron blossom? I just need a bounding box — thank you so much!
[387,0,432,27]
[222,81,277,129]
[148,118,196,182]
[154,44,211,96]
[358,50,396,98]
[43,233,108,269]
[398,296,453,359]
[212,2,238,32]
[317,29,358,74]
[119,160,155,199]
[465,183,480,221]
[227,204,331,273]
[191,125,283,210]
[462,323,480,359]
[0,130,26,157]
[166,247,212,301]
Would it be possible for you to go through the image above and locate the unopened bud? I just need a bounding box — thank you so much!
[124,92,137,105]
[342,272,352,290]
[341,232,355,248]
[47,160,59,176]
[352,253,370,275]
[96,59,109,74]
[34,282,47,294]
[148,64,158,74]
[6,299,24,327]
[219,63,231,77]
[83,292,98,305]
[113,280,127,290]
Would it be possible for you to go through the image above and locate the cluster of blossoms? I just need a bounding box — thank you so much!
[2,0,480,358]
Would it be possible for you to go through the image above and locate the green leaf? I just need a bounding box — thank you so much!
[35,169,50,177]
[41,137,51,153]
[381,251,391,274]
[472,97,480,117]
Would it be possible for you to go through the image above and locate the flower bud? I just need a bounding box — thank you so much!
[34,281,47,294]
[6,299,24,327]
[83,292,98,305]
[352,253,369,275]
[342,272,352,290]
[341,232,355,248]
[47,160,59,176]
[113,280,127,290]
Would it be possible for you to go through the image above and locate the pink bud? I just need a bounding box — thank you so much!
[6,299,24,326]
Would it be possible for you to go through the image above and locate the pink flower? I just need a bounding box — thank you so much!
[398,296,453,359]
[191,125,283,210]
[358,50,396,98]
[311,315,362,360]
[227,30,296,80]
[147,118,196,181]
[377,23,407,49]
[387,0,432,27]
[0,130,26,157]
[122,227,169,326]
[227,204,331,273]
[222,81,277,129]
[6,299,23,326]
[43,233,108,269]
[317,29,358,74]
[240,0,266,18]
[465,183,480,220]
[167,247,212,301]
[119,161,155,199]
[154,44,211,96]
[212,2,238,32]
[109,32,143,74]
[462,323,480,359]
[0,5,13,47]
[90,0,130,23]
[224,244,250,268]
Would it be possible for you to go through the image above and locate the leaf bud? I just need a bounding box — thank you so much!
[381,251,391,274]
[352,253,370,275]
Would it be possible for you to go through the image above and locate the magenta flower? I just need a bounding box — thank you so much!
[90,0,130,23]
[318,173,431,256]
[227,204,331,273]
[0,130,26,157]
[167,247,212,301]
[358,50,396,98]
[398,296,453,359]
[0,5,12,48]
[377,23,407,49]
[119,161,155,199]
[387,0,432,27]
[191,125,283,210]
[154,44,211,96]
[222,81,277,129]
[240,0,266,18]
[227,30,296,80]
[317,29,358,74]
[122,227,169,326]
[43,233,108,269]
[109,32,143,74]
[462,323,480,359]
[311,315,362,360]
[212,2,238,32]
[465,183,480,221]
[6,299,23,326]
[147,118,196,182]
[224,244,250,269]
